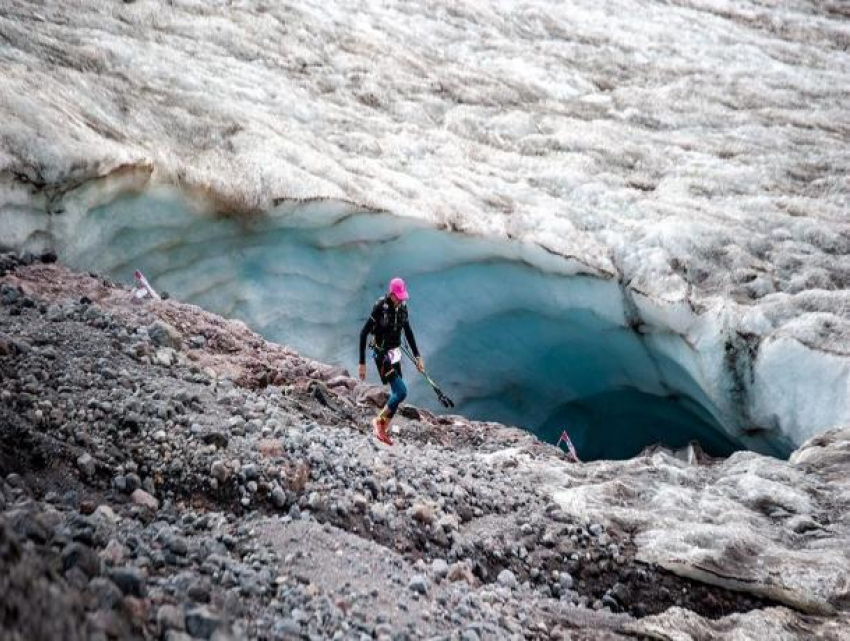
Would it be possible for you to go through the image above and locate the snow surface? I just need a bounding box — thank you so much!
[0,0,848,449]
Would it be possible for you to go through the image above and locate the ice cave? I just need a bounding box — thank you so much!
[5,184,802,460]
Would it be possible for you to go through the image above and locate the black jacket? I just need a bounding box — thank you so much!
[359,296,419,364]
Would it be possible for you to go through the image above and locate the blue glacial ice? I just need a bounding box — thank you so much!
[6,186,807,460]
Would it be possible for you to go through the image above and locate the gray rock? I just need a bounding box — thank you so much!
[788,515,822,534]
[148,320,182,350]
[0,283,22,305]
[610,581,630,603]
[77,453,96,477]
[167,536,189,556]
[62,542,102,578]
[210,460,228,483]
[189,335,207,349]
[432,558,450,579]
[158,604,186,633]
[461,629,481,641]
[185,606,221,639]
[131,488,159,511]
[408,574,429,594]
[112,475,128,492]
[87,577,123,610]
[497,569,518,589]
[187,581,211,603]
[271,487,287,508]
[125,473,142,492]
[109,567,146,597]
[559,571,574,590]
[272,618,302,637]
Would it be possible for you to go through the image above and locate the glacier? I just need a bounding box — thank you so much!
[0,0,849,457]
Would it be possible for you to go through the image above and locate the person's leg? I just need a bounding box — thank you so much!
[385,374,407,418]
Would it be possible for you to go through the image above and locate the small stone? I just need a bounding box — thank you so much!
[148,320,182,350]
[189,335,206,349]
[158,604,186,633]
[125,473,142,492]
[411,502,435,524]
[602,594,619,610]
[92,505,120,525]
[497,569,518,589]
[153,429,168,442]
[62,542,102,578]
[258,438,283,458]
[271,487,287,508]
[447,562,475,584]
[185,605,221,639]
[788,515,822,534]
[559,572,574,590]
[112,475,128,492]
[432,559,450,579]
[109,567,146,597]
[102,539,127,565]
[273,619,301,637]
[187,582,211,603]
[437,513,459,532]
[131,488,159,512]
[210,460,228,483]
[154,348,177,367]
[87,577,123,610]
[77,453,96,477]
[408,574,428,595]
[167,536,189,556]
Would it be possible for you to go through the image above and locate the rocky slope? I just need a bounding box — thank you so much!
[0,254,847,640]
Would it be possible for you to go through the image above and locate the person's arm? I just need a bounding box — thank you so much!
[403,320,424,371]
[359,316,374,365]
[403,320,419,358]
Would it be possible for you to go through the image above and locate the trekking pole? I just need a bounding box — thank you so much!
[399,342,454,408]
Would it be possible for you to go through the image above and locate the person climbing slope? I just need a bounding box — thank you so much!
[359,277,424,445]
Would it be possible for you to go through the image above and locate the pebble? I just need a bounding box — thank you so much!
[432,558,450,579]
[184,606,221,639]
[210,460,228,483]
[87,576,124,610]
[157,604,186,633]
[148,320,182,350]
[408,574,429,594]
[77,453,96,477]
[559,572,574,590]
[271,487,287,508]
[497,569,518,589]
[109,567,146,598]
[131,488,159,512]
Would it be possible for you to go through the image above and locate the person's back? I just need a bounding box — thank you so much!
[374,296,404,347]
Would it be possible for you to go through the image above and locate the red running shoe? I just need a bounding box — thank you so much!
[372,415,394,446]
